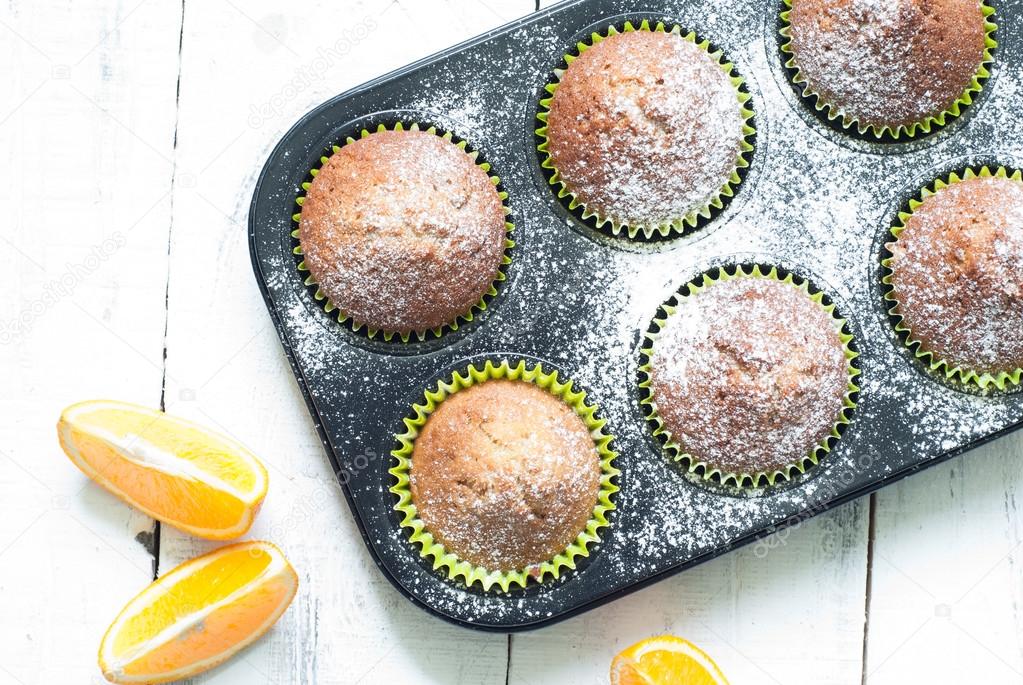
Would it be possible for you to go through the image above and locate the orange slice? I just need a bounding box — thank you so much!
[611,635,729,685]
[58,400,268,539]
[99,541,298,684]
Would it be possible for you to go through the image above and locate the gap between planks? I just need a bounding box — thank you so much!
[151,0,188,583]
[860,493,878,685]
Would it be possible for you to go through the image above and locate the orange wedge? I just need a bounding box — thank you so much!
[99,541,298,684]
[611,635,729,685]
[58,400,268,539]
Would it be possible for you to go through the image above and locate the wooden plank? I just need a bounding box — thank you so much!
[0,0,183,682]
[158,1,537,682]
[864,432,1023,683]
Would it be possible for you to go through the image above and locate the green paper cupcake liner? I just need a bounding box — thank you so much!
[292,121,515,343]
[639,264,860,488]
[535,20,756,239]
[882,165,1023,391]
[779,0,997,140]
[389,358,620,592]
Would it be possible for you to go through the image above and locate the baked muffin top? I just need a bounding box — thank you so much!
[786,0,988,131]
[298,129,507,336]
[409,379,601,572]
[649,276,850,477]
[544,29,747,229]
[887,175,1023,375]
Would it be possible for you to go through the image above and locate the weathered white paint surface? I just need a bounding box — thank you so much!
[0,1,181,683]
[865,433,1023,684]
[2,1,1021,683]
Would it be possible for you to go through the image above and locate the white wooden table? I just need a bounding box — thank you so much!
[3,1,1023,683]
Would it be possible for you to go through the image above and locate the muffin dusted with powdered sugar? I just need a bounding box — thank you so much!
[645,271,855,485]
[540,25,751,236]
[784,0,992,135]
[409,379,602,572]
[885,171,1023,386]
[298,129,508,338]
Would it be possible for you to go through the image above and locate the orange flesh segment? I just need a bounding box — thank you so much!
[100,542,297,684]
[111,546,273,655]
[68,427,248,531]
[611,636,729,685]
[120,578,293,677]
[58,400,267,540]
[82,407,259,491]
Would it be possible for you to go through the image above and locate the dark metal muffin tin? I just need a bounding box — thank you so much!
[248,0,1023,630]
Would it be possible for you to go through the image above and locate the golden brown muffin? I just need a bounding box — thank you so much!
[298,129,507,337]
[786,0,988,131]
[544,29,746,229]
[649,276,849,477]
[409,379,601,572]
[886,175,1023,376]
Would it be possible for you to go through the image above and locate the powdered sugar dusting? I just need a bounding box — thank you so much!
[299,129,506,335]
[409,380,602,571]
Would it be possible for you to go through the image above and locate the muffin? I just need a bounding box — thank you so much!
[782,0,994,136]
[409,379,602,572]
[539,24,752,237]
[297,128,508,339]
[885,171,1023,387]
[644,270,855,485]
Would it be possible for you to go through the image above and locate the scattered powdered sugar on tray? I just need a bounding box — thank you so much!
[247,0,1023,627]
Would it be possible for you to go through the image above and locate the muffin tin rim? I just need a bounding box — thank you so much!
[247,0,1023,631]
